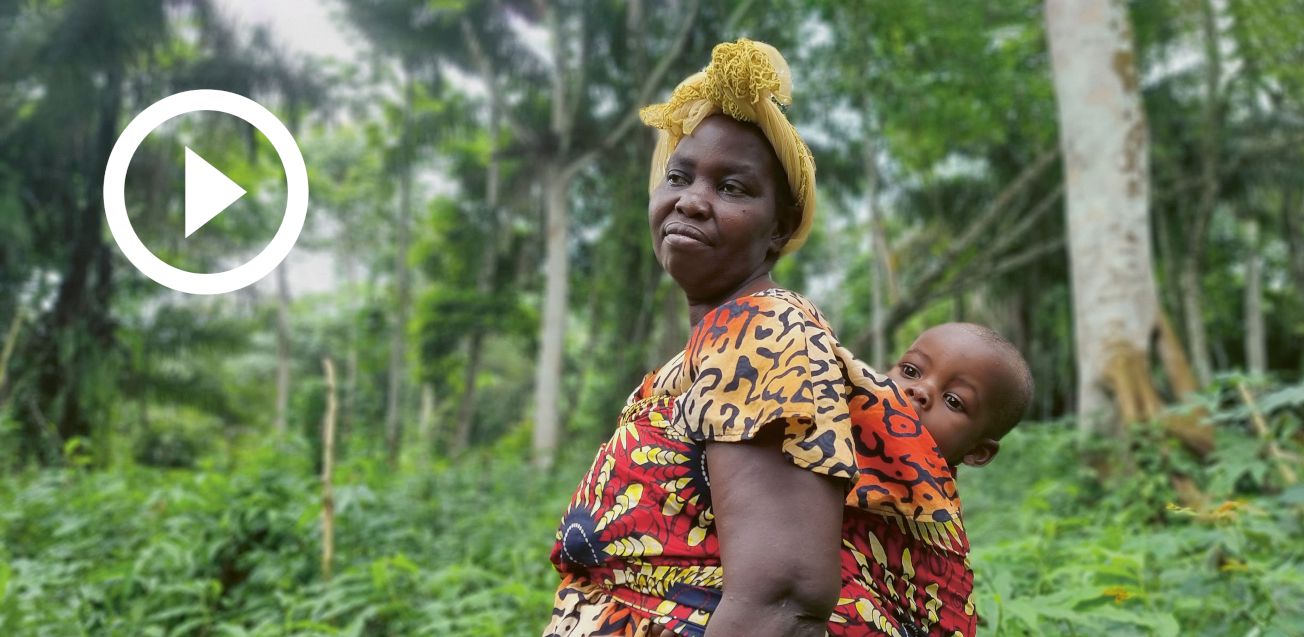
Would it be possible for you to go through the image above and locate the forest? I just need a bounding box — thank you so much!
[1,0,1302,635]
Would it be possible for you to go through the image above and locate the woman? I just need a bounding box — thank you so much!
[545,39,975,637]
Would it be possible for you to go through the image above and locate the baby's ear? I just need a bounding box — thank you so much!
[961,439,1000,467]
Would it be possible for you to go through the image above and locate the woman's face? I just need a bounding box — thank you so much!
[648,115,793,302]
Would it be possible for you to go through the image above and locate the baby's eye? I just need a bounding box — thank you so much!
[944,393,965,412]
[899,363,920,379]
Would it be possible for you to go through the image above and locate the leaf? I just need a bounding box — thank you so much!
[1255,384,1304,414]
[1277,484,1304,506]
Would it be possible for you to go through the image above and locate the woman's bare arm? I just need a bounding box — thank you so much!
[702,425,845,637]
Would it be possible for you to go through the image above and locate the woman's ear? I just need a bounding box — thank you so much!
[961,439,1000,467]
[769,203,800,255]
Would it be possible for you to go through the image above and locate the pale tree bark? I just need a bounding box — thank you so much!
[1046,0,1163,434]
[341,257,361,448]
[384,69,416,467]
[862,133,894,369]
[868,233,886,369]
[1243,217,1266,375]
[1180,262,1212,385]
[274,264,292,434]
[453,18,504,454]
[530,4,583,471]
[533,162,574,470]
[417,382,437,461]
[530,0,698,470]
[1157,311,1200,397]
[1180,0,1226,387]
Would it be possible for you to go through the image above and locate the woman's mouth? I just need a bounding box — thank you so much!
[662,222,711,246]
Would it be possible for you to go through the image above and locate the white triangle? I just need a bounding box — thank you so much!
[184,147,246,238]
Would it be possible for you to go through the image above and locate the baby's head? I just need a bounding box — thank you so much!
[886,322,1033,468]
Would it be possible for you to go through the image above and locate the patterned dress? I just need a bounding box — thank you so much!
[544,289,976,637]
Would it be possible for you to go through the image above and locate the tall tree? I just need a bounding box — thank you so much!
[1045,0,1165,432]
[383,67,419,466]
[0,0,274,464]
[340,0,460,465]
[525,0,700,469]
[1177,0,1229,386]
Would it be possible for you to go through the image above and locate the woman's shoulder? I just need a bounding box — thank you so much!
[694,287,831,337]
[749,287,827,322]
[752,286,822,315]
[687,288,829,360]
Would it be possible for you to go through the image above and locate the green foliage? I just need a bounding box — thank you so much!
[3,386,1302,634]
[964,394,1304,636]
[0,437,589,636]
[1,1,1302,632]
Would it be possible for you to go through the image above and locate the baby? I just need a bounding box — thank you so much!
[885,322,1034,468]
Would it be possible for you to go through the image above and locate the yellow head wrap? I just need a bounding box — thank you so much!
[639,38,816,256]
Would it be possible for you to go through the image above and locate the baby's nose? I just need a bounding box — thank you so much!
[905,384,930,408]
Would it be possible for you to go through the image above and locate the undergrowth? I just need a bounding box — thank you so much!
[1,380,1302,636]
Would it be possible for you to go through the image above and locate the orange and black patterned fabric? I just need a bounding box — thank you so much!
[544,289,976,637]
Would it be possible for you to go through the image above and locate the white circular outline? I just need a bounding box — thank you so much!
[103,89,308,295]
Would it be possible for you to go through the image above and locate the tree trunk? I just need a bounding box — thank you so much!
[526,1,697,469]
[863,133,893,369]
[533,163,572,470]
[655,283,689,368]
[0,307,25,402]
[1180,261,1212,387]
[1281,187,1304,295]
[453,331,485,454]
[320,358,338,582]
[384,70,416,467]
[341,258,361,452]
[1046,0,1162,434]
[453,24,503,453]
[1157,311,1200,397]
[1182,0,1227,388]
[1244,217,1266,376]
[869,244,887,369]
[417,382,437,460]
[274,264,292,434]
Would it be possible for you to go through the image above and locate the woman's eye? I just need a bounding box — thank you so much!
[899,363,919,379]
[720,182,744,195]
[944,394,965,412]
[666,172,688,186]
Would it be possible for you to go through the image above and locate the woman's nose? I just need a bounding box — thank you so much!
[674,183,712,218]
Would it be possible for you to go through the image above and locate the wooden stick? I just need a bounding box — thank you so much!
[321,357,338,581]
[0,307,26,399]
[1237,381,1299,486]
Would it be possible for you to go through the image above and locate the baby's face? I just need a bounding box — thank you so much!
[886,324,1015,466]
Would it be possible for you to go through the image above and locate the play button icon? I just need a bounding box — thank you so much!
[103,89,308,295]
[184,147,247,238]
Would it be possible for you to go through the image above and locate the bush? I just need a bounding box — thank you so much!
[964,389,1304,636]
[1,383,1301,635]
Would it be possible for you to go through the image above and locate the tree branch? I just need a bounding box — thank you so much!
[568,0,701,172]
[987,182,1065,257]
[849,154,1064,356]
[911,239,1067,318]
[891,148,1059,309]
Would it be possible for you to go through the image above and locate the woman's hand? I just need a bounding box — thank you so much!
[702,424,845,637]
